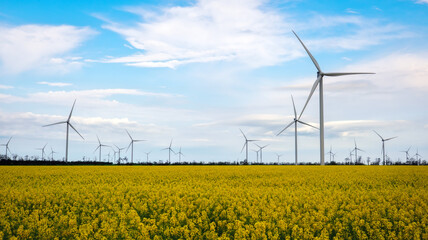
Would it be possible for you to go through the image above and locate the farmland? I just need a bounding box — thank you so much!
[0,166,427,239]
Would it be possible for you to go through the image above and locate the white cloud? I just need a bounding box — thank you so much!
[415,0,428,4]
[0,24,96,74]
[37,81,72,87]
[0,84,13,89]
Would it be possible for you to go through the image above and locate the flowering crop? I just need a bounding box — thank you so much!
[0,166,426,239]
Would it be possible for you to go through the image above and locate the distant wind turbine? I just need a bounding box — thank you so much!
[43,99,84,162]
[413,149,422,166]
[401,146,411,162]
[292,30,375,165]
[1,137,12,160]
[255,144,268,164]
[277,95,318,165]
[126,130,145,164]
[240,129,258,165]
[252,149,260,163]
[327,146,334,163]
[373,130,397,165]
[94,135,110,162]
[145,151,151,163]
[352,139,364,164]
[162,139,175,164]
[50,147,57,161]
[36,143,48,161]
[114,144,125,164]
[176,147,184,163]
[275,153,283,164]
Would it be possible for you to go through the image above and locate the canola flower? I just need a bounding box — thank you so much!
[0,166,426,239]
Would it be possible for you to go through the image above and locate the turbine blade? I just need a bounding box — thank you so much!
[297,120,319,129]
[277,121,295,136]
[240,142,246,153]
[68,99,77,122]
[170,149,176,154]
[291,95,297,119]
[43,121,67,127]
[292,30,322,72]
[298,75,321,120]
[248,140,259,142]
[126,142,132,152]
[126,129,133,140]
[69,123,84,140]
[134,140,146,142]
[373,130,383,140]
[7,137,12,144]
[97,135,101,145]
[323,72,375,77]
[93,146,100,153]
[169,139,173,148]
[239,129,247,140]
[384,136,397,141]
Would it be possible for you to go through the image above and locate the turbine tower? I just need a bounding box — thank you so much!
[1,137,12,160]
[37,143,48,161]
[255,144,268,164]
[352,139,364,164]
[240,129,258,165]
[252,149,260,163]
[126,130,145,164]
[94,135,109,162]
[277,95,318,165]
[327,146,334,164]
[50,147,57,161]
[373,130,397,165]
[145,151,151,163]
[162,139,175,164]
[413,149,422,166]
[43,99,84,162]
[275,153,283,164]
[292,31,375,165]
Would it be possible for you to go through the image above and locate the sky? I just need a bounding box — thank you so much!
[0,0,427,164]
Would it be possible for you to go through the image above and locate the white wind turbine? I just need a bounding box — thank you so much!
[145,151,151,163]
[252,149,260,163]
[400,146,411,162]
[373,130,397,165]
[50,147,57,161]
[162,139,175,164]
[126,130,145,164]
[176,147,184,163]
[36,143,48,161]
[275,153,283,164]
[327,146,334,164]
[413,149,422,166]
[277,95,318,165]
[94,135,109,162]
[240,129,258,165]
[114,144,125,164]
[292,31,375,165]
[43,99,84,162]
[352,139,364,164]
[1,137,12,160]
[255,144,268,164]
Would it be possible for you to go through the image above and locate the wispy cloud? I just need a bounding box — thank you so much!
[0,24,96,74]
[0,84,13,89]
[37,81,72,87]
[415,0,428,4]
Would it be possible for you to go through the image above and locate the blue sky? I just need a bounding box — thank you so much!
[1,0,427,163]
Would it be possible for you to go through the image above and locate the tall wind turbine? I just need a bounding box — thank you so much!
[277,95,318,165]
[126,130,145,164]
[43,99,84,162]
[292,31,375,165]
[373,130,397,165]
[240,129,258,165]
[162,139,175,164]
[94,135,109,162]
[1,137,12,160]
[255,144,268,164]
[401,146,411,162]
[114,144,125,164]
[352,139,364,164]
[36,143,48,161]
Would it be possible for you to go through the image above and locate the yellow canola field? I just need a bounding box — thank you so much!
[0,166,427,240]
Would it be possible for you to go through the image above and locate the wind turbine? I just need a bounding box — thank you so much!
[348,150,354,165]
[145,151,151,163]
[275,153,283,164]
[36,143,48,161]
[255,144,268,164]
[413,149,422,166]
[1,137,12,160]
[292,30,375,165]
[94,135,110,162]
[352,139,364,164]
[277,95,318,165]
[252,149,260,163]
[373,130,397,165]
[240,129,258,165]
[43,99,84,162]
[327,145,334,163]
[401,146,411,162]
[126,130,145,164]
[50,147,57,161]
[162,139,175,164]
[176,147,184,163]
[114,144,125,164]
